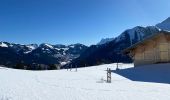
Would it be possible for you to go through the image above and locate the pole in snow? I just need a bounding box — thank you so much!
[67,65,69,71]
[116,62,119,70]
[107,68,111,83]
[75,65,77,72]
[70,64,72,71]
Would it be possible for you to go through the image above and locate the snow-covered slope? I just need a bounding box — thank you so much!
[24,44,38,53]
[0,42,8,47]
[36,43,88,63]
[156,17,170,31]
[0,42,38,54]
[0,63,170,100]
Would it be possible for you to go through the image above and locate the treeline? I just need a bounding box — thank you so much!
[13,62,61,70]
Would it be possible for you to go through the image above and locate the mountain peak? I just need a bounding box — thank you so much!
[26,44,38,49]
[97,38,114,45]
[156,17,170,31]
[40,43,54,49]
[162,17,170,22]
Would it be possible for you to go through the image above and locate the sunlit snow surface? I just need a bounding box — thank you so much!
[0,63,170,100]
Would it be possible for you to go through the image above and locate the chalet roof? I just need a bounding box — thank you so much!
[123,31,170,54]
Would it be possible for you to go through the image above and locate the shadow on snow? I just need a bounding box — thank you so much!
[112,63,170,84]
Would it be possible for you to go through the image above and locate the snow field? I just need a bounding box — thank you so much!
[0,63,170,100]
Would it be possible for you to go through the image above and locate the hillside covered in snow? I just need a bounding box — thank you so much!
[0,63,170,100]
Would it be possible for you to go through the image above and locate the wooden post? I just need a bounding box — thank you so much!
[70,64,72,71]
[67,65,68,71]
[116,53,120,70]
[107,68,108,82]
[107,68,111,83]
[75,65,77,72]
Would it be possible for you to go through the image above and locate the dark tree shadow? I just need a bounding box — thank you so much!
[112,64,170,84]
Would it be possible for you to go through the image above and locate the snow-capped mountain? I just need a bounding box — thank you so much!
[37,43,87,57]
[156,17,170,31]
[0,42,38,54]
[28,43,87,65]
[0,42,87,68]
[98,26,160,46]
[26,44,38,51]
[97,38,114,45]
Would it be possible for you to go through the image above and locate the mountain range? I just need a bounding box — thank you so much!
[0,42,87,69]
[64,17,170,68]
[1,17,170,69]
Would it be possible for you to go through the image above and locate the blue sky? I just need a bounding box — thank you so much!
[0,0,170,46]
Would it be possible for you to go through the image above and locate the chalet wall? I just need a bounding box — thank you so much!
[133,34,170,67]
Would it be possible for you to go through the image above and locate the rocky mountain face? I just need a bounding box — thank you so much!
[65,26,161,68]
[0,42,87,69]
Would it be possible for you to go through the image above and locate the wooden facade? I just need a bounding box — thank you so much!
[124,32,170,67]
